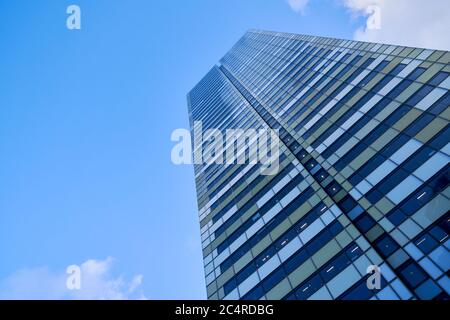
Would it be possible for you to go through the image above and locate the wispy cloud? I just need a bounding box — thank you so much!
[0,257,147,300]
[341,0,450,50]
[286,0,310,14]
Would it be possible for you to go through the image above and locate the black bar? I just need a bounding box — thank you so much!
[0,300,446,319]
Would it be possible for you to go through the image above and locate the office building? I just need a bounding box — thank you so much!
[187,30,450,300]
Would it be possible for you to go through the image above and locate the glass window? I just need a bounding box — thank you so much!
[295,274,323,300]
[321,252,350,282]
[399,262,428,288]
[390,139,422,164]
[387,209,407,226]
[415,234,439,254]
[367,160,397,186]
[284,249,309,274]
[242,285,264,300]
[428,71,449,86]
[416,87,447,111]
[375,234,399,257]
[355,214,377,233]
[414,152,449,182]
[262,267,286,292]
[387,175,422,205]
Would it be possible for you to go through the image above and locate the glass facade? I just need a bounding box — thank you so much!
[187,30,450,300]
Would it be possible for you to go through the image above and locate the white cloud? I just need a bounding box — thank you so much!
[341,0,450,50]
[287,0,310,14]
[0,257,147,300]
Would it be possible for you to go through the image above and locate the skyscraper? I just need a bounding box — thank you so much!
[187,30,450,300]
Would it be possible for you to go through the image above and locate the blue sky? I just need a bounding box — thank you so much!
[0,0,447,299]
